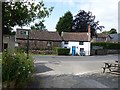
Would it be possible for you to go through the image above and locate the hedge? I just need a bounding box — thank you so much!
[91,42,120,50]
[57,48,70,55]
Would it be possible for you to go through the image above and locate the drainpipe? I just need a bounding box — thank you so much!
[61,31,63,48]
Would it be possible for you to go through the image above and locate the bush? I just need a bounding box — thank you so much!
[57,48,70,55]
[2,50,34,88]
[91,42,120,50]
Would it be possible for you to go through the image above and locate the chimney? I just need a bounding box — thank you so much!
[61,31,64,37]
[88,24,91,34]
[88,24,91,41]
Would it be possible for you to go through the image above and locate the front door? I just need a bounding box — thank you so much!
[72,46,76,56]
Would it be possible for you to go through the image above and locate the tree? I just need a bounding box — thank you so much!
[109,28,117,34]
[56,11,73,35]
[72,10,104,37]
[31,20,46,30]
[2,1,54,35]
[102,28,117,34]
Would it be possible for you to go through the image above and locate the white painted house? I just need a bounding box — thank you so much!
[61,25,91,56]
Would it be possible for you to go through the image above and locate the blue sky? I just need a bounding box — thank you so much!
[15,0,119,33]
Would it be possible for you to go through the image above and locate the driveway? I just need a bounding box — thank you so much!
[27,55,119,88]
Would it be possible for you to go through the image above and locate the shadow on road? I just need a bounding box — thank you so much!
[35,63,53,73]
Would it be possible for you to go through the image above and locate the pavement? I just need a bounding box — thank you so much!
[26,55,119,88]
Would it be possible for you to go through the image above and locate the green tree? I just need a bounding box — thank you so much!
[102,28,117,34]
[56,11,73,35]
[2,1,53,35]
[108,28,117,34]
[72,10,104,37]
[31,20,46,30]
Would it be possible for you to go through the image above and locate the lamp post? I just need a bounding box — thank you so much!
[26,30,29,59]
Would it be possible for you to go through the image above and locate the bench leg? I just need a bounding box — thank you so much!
[109,68,111,72]
[103,68,105,73]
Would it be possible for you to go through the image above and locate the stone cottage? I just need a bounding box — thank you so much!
[15,29,62,51]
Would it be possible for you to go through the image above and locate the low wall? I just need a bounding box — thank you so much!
[30,50,56,55]
[91,49,119,55]
[107,50,120,54]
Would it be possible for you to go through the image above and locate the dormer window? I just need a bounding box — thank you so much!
[79,41,84,45]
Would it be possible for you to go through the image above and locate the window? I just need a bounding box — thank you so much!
[64,41,68,44]
[47,41,52,47]
[80,48,84,51]
[4,43,8,49]
[80,48,85,56]
[79,41,84,45]
[20,31,26,35]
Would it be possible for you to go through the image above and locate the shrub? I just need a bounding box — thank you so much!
[57,48,70,55]
[2,50,34,88]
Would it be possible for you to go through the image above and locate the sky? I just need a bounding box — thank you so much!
[16,0,120,33]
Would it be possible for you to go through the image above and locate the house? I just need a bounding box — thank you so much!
[15,29,62,50]
[91,33,110,42]
[91,33,120,43]
[108,34,120,43]
[61,24,91,56]
[61,25,91,56]
[61,32,91,56]
[3,35,15,51]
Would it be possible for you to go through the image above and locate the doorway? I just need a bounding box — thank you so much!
[72,46,76,56]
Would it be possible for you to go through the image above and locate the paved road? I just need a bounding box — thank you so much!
[27,55,119,88]
[33,55,118,75]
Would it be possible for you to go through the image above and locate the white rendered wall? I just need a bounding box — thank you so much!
[62,41,90,55]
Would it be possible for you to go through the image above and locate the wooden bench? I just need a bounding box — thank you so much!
[102,62,119,73]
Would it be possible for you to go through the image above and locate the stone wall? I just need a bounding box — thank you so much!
[3,35,15,52]
[90,49,119,55]
[107,50,120,54]
[17,39,61,50]
[90,49,107,55]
